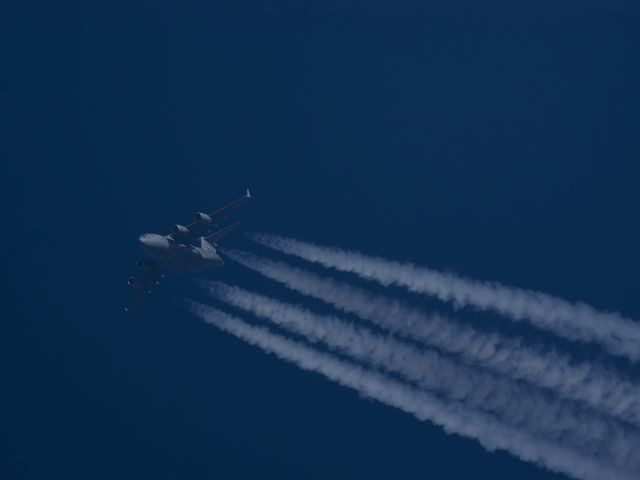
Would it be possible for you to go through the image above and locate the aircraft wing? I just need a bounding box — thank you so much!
[125,262,164,312]
[207,189,251,224]
[180,189,251,239]
[205,221,241,245]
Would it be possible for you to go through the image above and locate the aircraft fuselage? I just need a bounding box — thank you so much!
[138,233,224,274]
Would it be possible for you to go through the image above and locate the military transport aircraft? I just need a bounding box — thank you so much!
[125,189,251,312]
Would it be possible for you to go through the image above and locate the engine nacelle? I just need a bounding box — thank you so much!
[128,276,137,286]
[173,224,190,236]
[136,259,152,269]
[195,212,212,223]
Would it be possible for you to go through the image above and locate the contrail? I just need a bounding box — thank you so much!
[187,302,636,480]
[205,281,640,470]
[224,249,640,428]
[249,232,640,362]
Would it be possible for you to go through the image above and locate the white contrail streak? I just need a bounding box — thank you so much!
[188,302,636,480]
[249,232,640,362]
[224,249,640,428]
[205,281,640,470]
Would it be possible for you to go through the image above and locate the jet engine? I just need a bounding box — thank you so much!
[195,212,212,223]
[173,224,190,236]
[128,276,137,286]
[136,259,152,269]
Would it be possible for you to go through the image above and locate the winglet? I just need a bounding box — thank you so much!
[246,188,251,199]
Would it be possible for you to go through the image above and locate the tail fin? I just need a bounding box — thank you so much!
[205,221,241,245]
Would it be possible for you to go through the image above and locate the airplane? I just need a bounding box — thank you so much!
[125,189,251,312]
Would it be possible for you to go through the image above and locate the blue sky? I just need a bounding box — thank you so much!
[5,1,640,479]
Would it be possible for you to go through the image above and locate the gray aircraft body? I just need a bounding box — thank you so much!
[126,189,251,311]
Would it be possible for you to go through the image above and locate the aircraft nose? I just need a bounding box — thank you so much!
[138,234,150,247]
[138,234,168,254]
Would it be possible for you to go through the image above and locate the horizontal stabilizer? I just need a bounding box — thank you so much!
[206,221,241,244]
